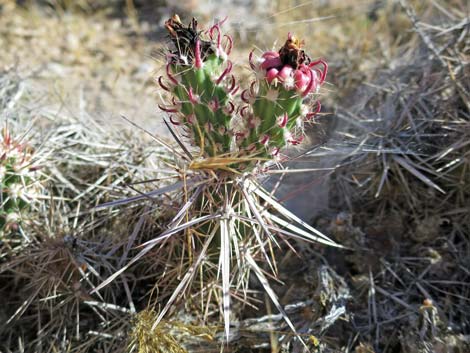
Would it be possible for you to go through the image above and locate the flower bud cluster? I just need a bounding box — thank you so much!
[0,128,40,236]
[160,17,327,170]
[239,33,327,157]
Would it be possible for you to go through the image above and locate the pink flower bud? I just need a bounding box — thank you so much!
[266,68,279,84]
[278,65,293,81]
[294,70,309,92]
[301,66,319,96]
[261,52,282,70]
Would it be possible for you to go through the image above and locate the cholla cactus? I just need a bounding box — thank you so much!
[98,16,338,347]
[157,16,334,336]
[0,128,40,238]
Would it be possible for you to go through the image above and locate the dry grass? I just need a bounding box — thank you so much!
[0,0,469,352]
[313,1,470,351]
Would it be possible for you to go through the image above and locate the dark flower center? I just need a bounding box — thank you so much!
[165,15,215,65]
[278,35,311,69]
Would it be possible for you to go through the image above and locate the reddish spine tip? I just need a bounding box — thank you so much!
[302,67,316,97]
[158,104,179,113]
[223,34,233,55]
[216,61,232,85]
[309,59,328,83]
[210,24,221,49]
[158,76,171,91]
[306,101,321,120]
[278,113,288,128]
[166,64,178,85]
[241,89,251,103]
[227,75,236,92]
[224,101,235,114]
[169,116,181,125]
[230,85,239,96]
[248,50,256,70]
[4,131,11,145]
[249,81,257,95]
[240,105,249,117]
[218,16,228,26]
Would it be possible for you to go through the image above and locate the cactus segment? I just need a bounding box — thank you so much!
[0,128,40,237]
[161,16,327,170]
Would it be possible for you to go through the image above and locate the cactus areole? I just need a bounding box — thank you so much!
[159,15,328,173]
